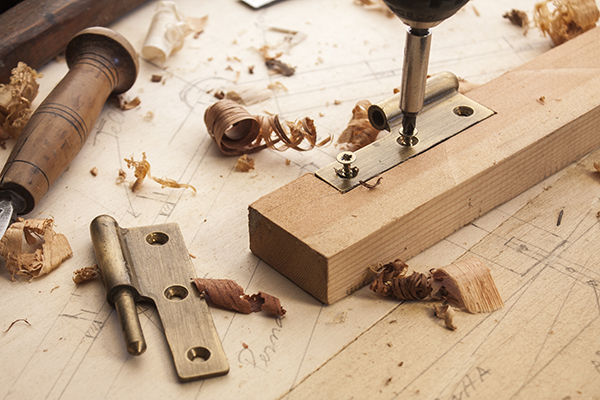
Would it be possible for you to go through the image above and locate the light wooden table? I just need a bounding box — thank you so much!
[1,1,599,399]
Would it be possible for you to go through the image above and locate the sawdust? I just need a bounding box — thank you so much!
[336,100,381,151]
[503,9,530,34]
[0,62,41,141]
[116,95,141,111]
[234,154,255,172]
[123,152,196,194]
[534,0,599,45]
[72,264,100,284]
[90,167,98,177]
[434,304,458,331]
[204,99,331,156]
[192,278,286,317]
[0,218,73,282]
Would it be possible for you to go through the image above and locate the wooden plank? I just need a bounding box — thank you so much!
[249,26,600,304]
[0,0,148,82]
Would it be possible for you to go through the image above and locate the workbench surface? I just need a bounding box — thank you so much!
[1,1,599,399]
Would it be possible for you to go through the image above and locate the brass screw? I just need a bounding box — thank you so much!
[335,151,358,179]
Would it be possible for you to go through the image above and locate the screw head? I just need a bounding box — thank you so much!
[336,151,356,165]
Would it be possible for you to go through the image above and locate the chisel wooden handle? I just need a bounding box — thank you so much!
[0,27,138,214]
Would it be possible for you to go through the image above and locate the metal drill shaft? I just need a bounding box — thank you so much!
[399,27,431,146]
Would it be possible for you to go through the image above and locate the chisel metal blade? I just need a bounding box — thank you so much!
[0,191,25,239]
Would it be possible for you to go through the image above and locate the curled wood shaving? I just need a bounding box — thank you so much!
[265,59,296,77]
[192,278,286,317]
[594,162,600,173]
[0,218,73,282]
[204,99,331,156]
[0,62,41,141]
[116,95,141,111]
[90,167,98,177]
[534,0,599,45]
[369,259,432,300]
[503,9,530,34]
[336,100,381,151]
[72,264,100,284]
[123,152,196,194]
[3,318,31,333]
[235,154,255,172]
[142,1,208,63]
[370,257,503,314]
[434,304,457,331]
[359,177,382,189]
[431,258,504,313]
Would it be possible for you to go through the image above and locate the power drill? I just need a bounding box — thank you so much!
[382,0,470,146]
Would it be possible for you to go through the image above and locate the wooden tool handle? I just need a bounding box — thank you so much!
[0,0,148,83]
[0,27,138,214]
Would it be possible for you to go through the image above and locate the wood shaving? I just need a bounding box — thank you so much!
[371,257,503,314]
[72,264,100,284]
[336,100,381,151]
[431,258,504,313]
[359,177,382,189]
[204,99,331,156]
[0,218,73,282]
[151,74,163,82]
[265,58,296,77]
[534,0,599,45]
[123,152,196,194]
[142,1,207,63]
[218,85,273,106]
[116,95,141,111]
[90,167,98,177]
[116,169,127,185]
[143,111,154,122]
[370,259,432,300]
[457,77,481,94]
[3,318,30,333]
[434,304,457,331]
[192,278,286,317]
[503,9,530,34]
[354,0,395,18]
[235,154,255,172]
[537,96,546,105]
[0,62,41,141]
[594,162,600,173]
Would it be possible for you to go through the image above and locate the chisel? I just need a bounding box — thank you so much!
[0,27,138,237]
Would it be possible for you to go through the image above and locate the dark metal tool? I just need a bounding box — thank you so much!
[381,0,470,146]
[0,27,138,237]
[90,215,229,381]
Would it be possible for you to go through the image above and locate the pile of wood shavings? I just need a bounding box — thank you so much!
[204,99,331,156]
[192,278,286,317]
[336,100,381,151]
[0,62,41,142]
[0,218,72,281]
[122,152,196,194]
[72,264,99,284]
[370,258,503,330]
[534,0,599,45]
